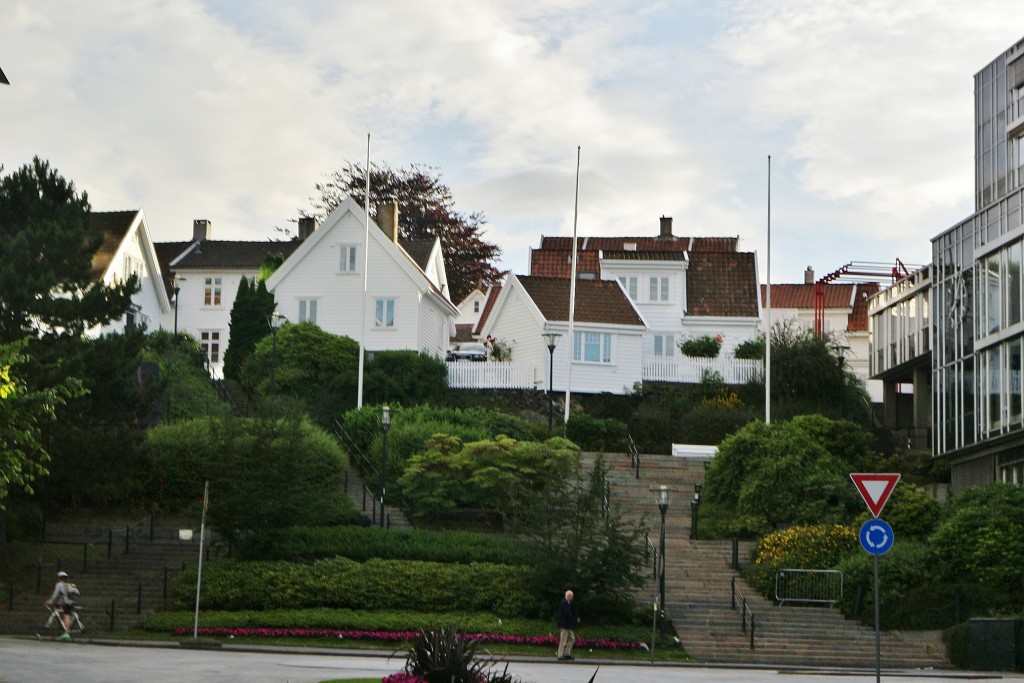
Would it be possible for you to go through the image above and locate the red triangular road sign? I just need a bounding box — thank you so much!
[850,473,900,517]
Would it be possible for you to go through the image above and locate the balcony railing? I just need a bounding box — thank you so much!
[642,355,762,384]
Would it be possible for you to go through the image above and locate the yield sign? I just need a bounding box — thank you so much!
[850,473,900,517]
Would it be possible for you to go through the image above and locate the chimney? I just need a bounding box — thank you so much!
[376,199,399,244]
[804,266,814,284]
[193,219,211,242]
[298,216,318,240]
[659,215,673,239]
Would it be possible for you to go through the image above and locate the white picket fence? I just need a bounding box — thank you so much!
[446,361,537,389]
[642,355,762,384]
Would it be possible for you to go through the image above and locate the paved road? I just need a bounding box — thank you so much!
[0,638,1016,683]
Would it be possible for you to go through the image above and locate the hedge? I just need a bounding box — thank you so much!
[235,525,536,565]
[174,557,541,617]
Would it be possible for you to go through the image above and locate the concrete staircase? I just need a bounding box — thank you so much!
[585,450,950,669]
[342,465,413,531]
[0,518,216,635]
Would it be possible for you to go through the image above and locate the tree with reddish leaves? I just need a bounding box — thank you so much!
[303,162,503,304]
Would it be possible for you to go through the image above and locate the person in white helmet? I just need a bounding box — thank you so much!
[44,571,78,640]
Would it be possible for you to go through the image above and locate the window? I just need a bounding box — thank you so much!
[618,276,638,300]
[299,299,318,324]
[375,298,396,327]
[200,331,220,364]
[653,334,674,357]
[339,245,358,272]
[204,277,222,306]
[122,254,142,281]
[573,331,612,363]
[473,301,481,313]
[649,276,669,302]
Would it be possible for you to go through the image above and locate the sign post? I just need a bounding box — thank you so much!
[851,473,899,683]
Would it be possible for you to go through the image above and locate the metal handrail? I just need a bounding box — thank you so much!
[333,418,415,527]
[644,533,660,582]
[627,433,640,479]
[731,576,757,650]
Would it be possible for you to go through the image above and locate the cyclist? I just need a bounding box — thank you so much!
[44,571,78,640]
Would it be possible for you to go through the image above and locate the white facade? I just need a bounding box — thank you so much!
[455,288,488,329]
[266,197,458,359]
[90,210,171,337]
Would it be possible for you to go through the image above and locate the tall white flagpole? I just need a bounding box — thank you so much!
[357,134,371,408]
[192,480,209,640]
[765,154,772,425]
[563,146,581,427]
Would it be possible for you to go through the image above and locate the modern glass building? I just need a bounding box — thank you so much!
[931,36,1024,491]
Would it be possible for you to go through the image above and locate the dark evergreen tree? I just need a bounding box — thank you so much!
[0,157,137,344]
[303,162,502,303]
[223,278,275,381]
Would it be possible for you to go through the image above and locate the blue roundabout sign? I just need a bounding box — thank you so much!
[859,518,894,556]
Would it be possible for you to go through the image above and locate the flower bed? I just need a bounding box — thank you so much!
[171,626,646,651]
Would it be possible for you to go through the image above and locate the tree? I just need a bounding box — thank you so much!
[0,342,81,572]
[304,162,502,303]
[223,277,275,381]
[0,158,136,344]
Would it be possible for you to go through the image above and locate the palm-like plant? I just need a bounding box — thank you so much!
[404,625,518,683]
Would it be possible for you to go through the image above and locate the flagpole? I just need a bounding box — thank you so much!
[563,146,580,428]
[357,134,371,408]
[192,480,209,640]
[765,154,772,424]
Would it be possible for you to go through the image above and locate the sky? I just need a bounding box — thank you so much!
[3,1,1024,286]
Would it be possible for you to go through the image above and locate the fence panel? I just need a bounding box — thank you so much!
[446,361,536,389]
[775,569,843,607]
[641,356,762,384]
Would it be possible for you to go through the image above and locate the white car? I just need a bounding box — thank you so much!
[447,342,488,362]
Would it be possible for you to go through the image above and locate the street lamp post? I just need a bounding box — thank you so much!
[173,276,186,340]
[690,482,702,540]
[380,405,391,528]
[541,332,560,432]
[269,312,287,394]
[655,485,670,611]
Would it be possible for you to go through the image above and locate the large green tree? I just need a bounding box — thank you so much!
[223,277,275,381]
[0,158,136,344]
[304,162,502,303]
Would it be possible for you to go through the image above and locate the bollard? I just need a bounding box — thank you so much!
[124,525,130,555]
[108,528,113,559]
[36,563,42,594]
[150,510,155,541]
[137,582,143,614]
[108,599,116,631]
[163,568,169,601]
[6,582,12,610]
[83,543,88,574]
[731,538,739,570]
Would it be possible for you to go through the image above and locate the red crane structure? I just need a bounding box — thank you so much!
[813,260,912,336]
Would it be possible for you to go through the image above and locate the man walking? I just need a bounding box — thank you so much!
[556,589,578,661]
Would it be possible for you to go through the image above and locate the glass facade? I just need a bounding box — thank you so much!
[933,39,1024,478]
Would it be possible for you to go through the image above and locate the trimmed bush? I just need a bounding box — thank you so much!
[173,557,541,617]
[565,414,628,452]
[679,334,722,358]
[746,524,858,595]
[235,525,536,565]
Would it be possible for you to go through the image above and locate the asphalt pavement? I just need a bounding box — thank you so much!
[1,636,1020,683]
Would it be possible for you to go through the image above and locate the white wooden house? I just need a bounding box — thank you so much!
[476,274,646,394]
[87,210,171,336]
[265,197,458,358]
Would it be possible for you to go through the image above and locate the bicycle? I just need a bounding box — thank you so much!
[38,604,94,640]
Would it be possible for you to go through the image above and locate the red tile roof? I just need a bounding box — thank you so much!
[529,249,601,278]
[517,276,644,326]
[759,282,881,331]
[686,252,759,317]
[537,235,738,252]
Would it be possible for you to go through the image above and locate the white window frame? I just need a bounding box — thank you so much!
[618,276,638,300]
[649,276,670,302]
[298,299,318,324]
[204,277,222,306]
[200,331,221,364]
[339,245,358,273]
[573,331,612,363]
[653,334,674,357]
[375,297,396,328]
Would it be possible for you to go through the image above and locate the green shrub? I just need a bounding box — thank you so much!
[565,414,628,452]
[746,524,858,595]
[931,483,1024,592]
[833,540,937,627]
[733,336,765,360]
[174,557,540,617]
[365,351,449,407]
[944,623,970,669]
[679,334,722,358]
[853,483,941,540]
[235,525,536,565]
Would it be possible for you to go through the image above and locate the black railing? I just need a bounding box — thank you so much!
[731,576,757,650]
[333,418,414,528]
[627,433,640,479]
